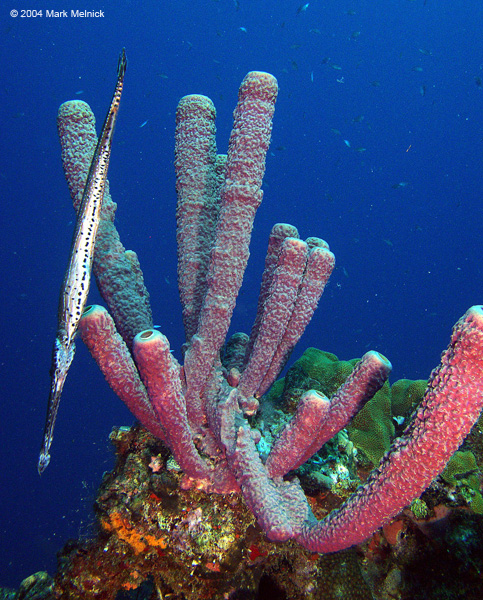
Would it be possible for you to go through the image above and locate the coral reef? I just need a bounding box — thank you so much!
[23,68,483,597]
[45,422,483,599]
[51,426,373,599]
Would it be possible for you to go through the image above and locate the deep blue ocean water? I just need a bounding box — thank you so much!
[1,0,482,588]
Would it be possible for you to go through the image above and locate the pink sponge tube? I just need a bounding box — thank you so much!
[132,329,214,486]
[297,306,483,552]
[78,305,165,442]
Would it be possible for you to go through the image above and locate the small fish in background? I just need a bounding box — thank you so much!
[330,128,341,136]
[139,120,148,128]
[297,2,309,14]
[343,139,351,148]
[412,66,423,72]
[350,31,361,40]
[75,90,84,95]
[392,181,409,189]
[310,71,314,82]
[239,26,247,33]
[382,238,394,247]
[331,64,342,70]
[475,76,482,88]
[336,77,345,83]
[309,28,321,34]
[418,48,433,56]
[420,84,426,96]
[352,114,365,123]
[355,147,367,153]
[370,80,381,87]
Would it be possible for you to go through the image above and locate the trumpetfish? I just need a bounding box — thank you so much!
[38,49,127,474]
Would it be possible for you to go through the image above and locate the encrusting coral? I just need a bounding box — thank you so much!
[47,419,483,600]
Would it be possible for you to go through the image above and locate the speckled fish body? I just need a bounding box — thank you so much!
[38,50,127,474]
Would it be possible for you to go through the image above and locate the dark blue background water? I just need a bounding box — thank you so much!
[1,0,482,588]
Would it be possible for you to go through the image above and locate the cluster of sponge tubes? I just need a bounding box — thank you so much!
[57,71,483,553]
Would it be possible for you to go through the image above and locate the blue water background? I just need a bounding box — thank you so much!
[1,0,482,588]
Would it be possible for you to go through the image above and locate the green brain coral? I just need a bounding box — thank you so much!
[442,450,483,514]
[347,381,394,465]
[390,378,427,418]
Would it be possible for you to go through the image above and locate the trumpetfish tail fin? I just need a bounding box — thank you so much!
[38,49,127,475]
